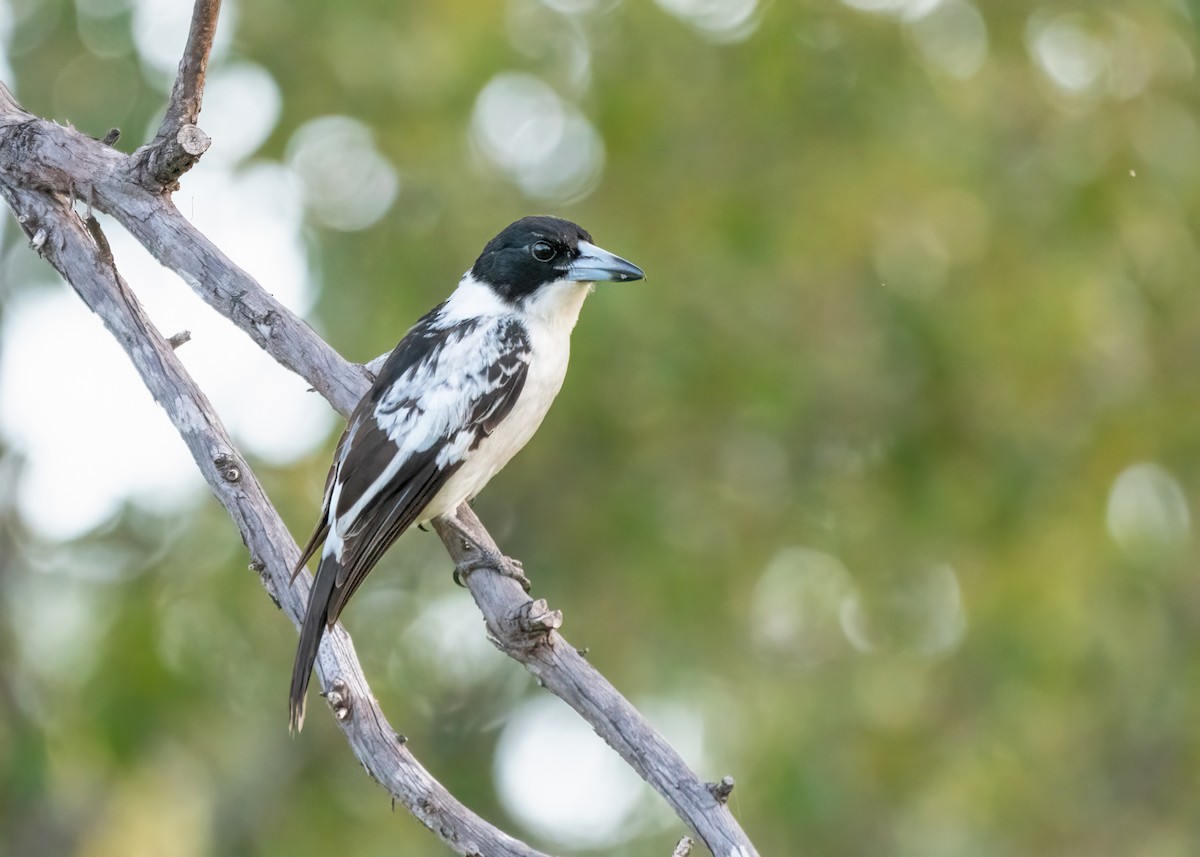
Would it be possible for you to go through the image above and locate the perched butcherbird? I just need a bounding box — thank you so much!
[289,216,644,730]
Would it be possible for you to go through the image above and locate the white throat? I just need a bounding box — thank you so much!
[521,277,593,334]
[444,272,593,335]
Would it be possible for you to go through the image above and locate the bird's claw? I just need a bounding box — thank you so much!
[454,553,531,592]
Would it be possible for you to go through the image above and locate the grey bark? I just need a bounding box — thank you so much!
[0,13,762,854]
[0,179,545,857]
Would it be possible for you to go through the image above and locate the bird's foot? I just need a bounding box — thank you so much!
[453,551,531,593]
[440,511,532,592]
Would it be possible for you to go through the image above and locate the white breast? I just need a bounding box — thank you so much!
[420,276,591,521]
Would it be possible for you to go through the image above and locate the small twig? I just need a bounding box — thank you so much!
[158,0,221,137]
[325,678,353,721]
[140,0,221,187]
[708,776,736,805]
[84,213,113,261]
[167,330,192,349]
[673,837,695,857]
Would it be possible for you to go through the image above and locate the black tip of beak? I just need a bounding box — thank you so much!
[567,241,645,283]
[609,262,646,283]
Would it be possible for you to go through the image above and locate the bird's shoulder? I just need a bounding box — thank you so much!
[370,304,530,408]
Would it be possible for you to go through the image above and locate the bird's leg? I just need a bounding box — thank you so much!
[442,516,531,593]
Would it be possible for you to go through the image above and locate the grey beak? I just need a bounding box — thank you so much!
[566,240,645,283]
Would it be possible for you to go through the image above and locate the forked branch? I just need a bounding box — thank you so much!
[0,2,761,855]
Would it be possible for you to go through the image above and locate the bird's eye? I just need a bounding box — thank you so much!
[531,241,556,262]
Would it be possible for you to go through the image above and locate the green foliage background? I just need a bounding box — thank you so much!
[3,0,1200,854]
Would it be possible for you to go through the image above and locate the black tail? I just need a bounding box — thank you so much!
[289,554,340,733]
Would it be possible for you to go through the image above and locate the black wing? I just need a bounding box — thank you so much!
[292,303,458,578]
[289,311,529,729]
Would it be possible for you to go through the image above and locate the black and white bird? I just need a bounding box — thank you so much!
[288,216,644,730]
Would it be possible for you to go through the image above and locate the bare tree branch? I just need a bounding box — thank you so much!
[434,508,755,857]
[0,4,763,850]
[0,92,761,855]
[0,181,554,857]
[159,0,221,134]
[132,0,222,188]
[0,82,366,417]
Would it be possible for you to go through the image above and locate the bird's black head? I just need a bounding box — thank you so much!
[470,215,644,304]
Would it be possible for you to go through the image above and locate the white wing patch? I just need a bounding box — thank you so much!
[374,319,526,454]
[327,315,529,546]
